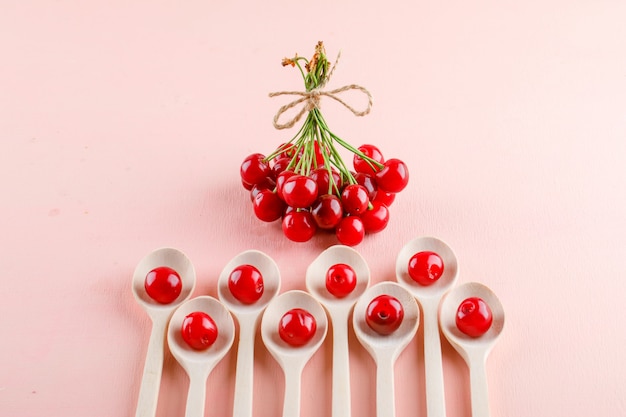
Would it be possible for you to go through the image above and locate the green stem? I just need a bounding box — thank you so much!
[267,43,378,199]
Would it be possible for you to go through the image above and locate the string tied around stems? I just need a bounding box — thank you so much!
[268,52,373,130]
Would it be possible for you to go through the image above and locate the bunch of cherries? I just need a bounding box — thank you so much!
[240,143,409,246]
[240,42,409,246]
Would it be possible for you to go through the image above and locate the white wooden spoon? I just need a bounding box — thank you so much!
[132,247,196,417]
[167,296,235,417]
[305,244,370,417]
[261,290,328,417]
[217,250,281,417]
[353,281,420,417]
[439,282,505,417]
[396,236,458,417]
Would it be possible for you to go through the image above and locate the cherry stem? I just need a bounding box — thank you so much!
[267,42,384,198]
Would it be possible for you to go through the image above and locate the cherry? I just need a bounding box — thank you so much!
[228,264,264,304]
[408,251,444,286]
[325,263,357,298]
[241,153,271,186]
[311,194,343,229]
[181,311,219,350]
[353,144,384,175]
[353,172,378,200]
[310,167,342,196]
[276,142,296,159]
[341,184,370,215]
[313,141,327,167]
[365,294,404,335]
[294,141,326,167]
[249,178,276,202]
[271,157,292,179]
[373,190,395,207]
[144,266,182,304]
[283,205,307,216]
[456,297,493,337]
[335,216,365,246]
[282,175,319,208]
[241,179,254,191]
[253,190,285,222]
[360,201,389,233]
[278,308,317,347]
[282,210,317,242]
[375,158,409,193]
[276,170,296,201]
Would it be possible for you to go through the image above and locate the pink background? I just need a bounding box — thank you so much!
[1,1,625,416]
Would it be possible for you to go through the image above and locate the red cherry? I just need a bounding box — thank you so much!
[360,201,389,233]
[313,141,328,167]
[271,157,292,179]
[253,190,285,222]
[250,178,276,202]
[336,216,365,246]
[456,297,493,337]
[294,141,326,167]
[353,144,384,175]
[282,210,317,242]
[341,184,370,215]
[228,264,264,304]
[241,153,271,186]
[282,175,319,208]
[373,190,395,207]
[242,179,254,191]
[279,308,317,347]
[408,251,444,286]
[354,172,378,200]
[276,142,297,159]
[375,158,409,193]
[325,263,357,298]
[365,294,404,335]
[310,167,342,196]
[144,266,182,304]
[276,170,296,201]
[311,194,343,229]
[282,204,306,216]
[181,311,218,350]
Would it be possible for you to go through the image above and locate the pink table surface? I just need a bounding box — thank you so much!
[1,1,625,416]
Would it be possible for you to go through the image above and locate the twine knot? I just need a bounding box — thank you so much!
[269,85,372,130]
[269,53,372,130]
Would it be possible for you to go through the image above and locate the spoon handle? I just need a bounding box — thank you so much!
[376,355,396,417]
[423,304,447,417]
[469,356,491,417]
[331,313,351,417]
[185,373,207,417]
[135,318,166,417]
[232,318,256,417]
[282,364,303,417]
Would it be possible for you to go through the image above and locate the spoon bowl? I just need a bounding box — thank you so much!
[439,282,505,417]
[395,236,458,417]
[217,250,281,315]
[305,245,370,417]
[261,290,328,417]
[395,236,459,299]
[306,244,370,306]
[132,247,196,417]
[167,296,235,417]
[353,282,419,417]
[217,250,281,417]
[132,247,196,313]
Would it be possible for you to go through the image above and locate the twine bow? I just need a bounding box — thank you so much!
[269,85,373,130]
[269,52,372,130]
